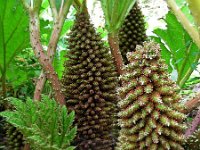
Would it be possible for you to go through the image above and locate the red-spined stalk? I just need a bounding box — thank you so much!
[185,108,200,138]
[20,0,73,148]
[108,33,124,75]
[184,92,200,138]
[100,0,137,75]
[34,0,72,101]
[29,10,65,105]
[184,93,200,114]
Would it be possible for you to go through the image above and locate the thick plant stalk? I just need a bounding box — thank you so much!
[34,15,69,101]
[187,0,200,30]
[34,71,46,100]
[108,33,124,75]
[21,0,71,149]
[29,11,65,105]
[21,0,67,104]
[184,93,200,138]
[23,11,67,150]
[184,93,200,113]
[101,0,137,75]
[185,109,200,138]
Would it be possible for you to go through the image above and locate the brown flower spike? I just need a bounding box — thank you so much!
[62,12,118,150]
[119,2,147,64]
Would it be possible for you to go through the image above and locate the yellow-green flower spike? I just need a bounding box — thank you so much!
[117,41,186,150]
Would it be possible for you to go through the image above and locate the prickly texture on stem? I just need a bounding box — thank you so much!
[185,109,200,138]
[184,93,200,113]
[61,13,118,150]
[116,41,186,150]
[3,123,24,150]
[184,129,200,150]
[119,2,147,64]
[29,12,65,105]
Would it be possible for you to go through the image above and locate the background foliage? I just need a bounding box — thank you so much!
[0,0,29,75]
[152,11,200,88]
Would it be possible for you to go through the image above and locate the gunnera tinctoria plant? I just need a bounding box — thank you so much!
[61,12,118,150]
[116,41,186,150]
[119,2,147,64]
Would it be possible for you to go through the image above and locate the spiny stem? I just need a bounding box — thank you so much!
[108,33,124,75]
[29,10,65,105]
[184,93,200,114]
[185,108,200,138]
[33,0,73,101]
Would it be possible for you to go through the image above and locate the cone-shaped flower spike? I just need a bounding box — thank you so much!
[119,2,147,64]
[116,41,186,150]
[62,12,118,150]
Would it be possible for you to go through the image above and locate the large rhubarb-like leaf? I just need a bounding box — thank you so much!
[0,0,29,75]
[153,11,200,88]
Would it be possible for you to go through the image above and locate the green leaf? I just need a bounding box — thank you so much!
[152,36,173,72]
[66,146,76,150]
[175,0,195,24]
[152,11,200,88]
[6,67,28,87]
[60,20,74,37]
[0,0,29,74]
[0,95,76,150]
[0,111,14,119]
[64,127,77,144]
[55,0,63,11]
[61,106,68,133]
[9,97,25,111]
[65,111,75,133]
